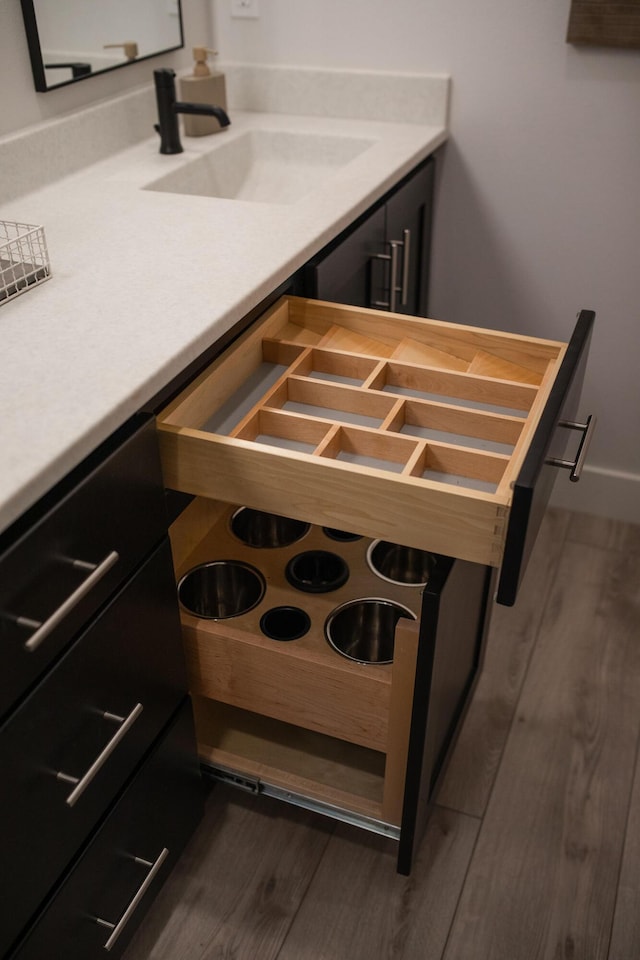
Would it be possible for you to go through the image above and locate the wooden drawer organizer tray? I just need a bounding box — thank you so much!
[170,497,436,829]
[158,297,567,567]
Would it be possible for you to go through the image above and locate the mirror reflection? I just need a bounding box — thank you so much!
[21,0,184,92]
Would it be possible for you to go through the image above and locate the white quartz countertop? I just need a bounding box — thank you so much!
[0,68,448,536]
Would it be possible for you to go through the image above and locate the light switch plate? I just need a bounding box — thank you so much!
[231,0,260,18]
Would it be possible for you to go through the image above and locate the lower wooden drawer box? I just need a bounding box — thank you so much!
[8,700,204,960]
[157,296,594,606]
[170,496,491,872]
[176,500,428,754]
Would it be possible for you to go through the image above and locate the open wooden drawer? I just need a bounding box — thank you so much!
[158,296,594,605]
[168,496,491,874]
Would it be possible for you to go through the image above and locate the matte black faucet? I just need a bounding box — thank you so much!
[153,68,231,155]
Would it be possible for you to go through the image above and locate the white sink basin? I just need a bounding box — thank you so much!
[143,129,375,204]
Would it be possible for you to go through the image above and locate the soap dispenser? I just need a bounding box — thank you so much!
[179,48,228,137]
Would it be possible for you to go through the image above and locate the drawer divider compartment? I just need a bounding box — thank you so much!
[157,295,569,568]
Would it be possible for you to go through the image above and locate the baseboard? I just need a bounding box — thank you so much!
[550,465,640,525]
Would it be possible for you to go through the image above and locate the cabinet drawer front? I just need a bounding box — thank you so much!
[0,539,186,958]
[496,310,594,604]
[9,700,203,960]
[305,158,435,318]
[157,297,593,599]
[398,559,490,874]
[0,416,168,721]
[305,203,386,308]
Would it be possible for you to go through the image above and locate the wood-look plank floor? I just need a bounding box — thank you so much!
[123,509,640,960]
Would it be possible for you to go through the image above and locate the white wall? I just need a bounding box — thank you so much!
[0,0,211,136]
[212,0,640,522]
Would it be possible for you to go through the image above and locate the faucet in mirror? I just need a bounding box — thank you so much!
[20,0,184,92]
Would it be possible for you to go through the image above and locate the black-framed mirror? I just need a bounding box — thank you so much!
[20,0,184,92]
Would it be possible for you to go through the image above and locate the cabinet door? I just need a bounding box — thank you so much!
[384,159,434,317]
[0,415,167,724]
[496,310,594,605]
[397,558,491,875]
[303,158,434,316]
[304,205,386,308]
[9,700,204,960]
[0,539,186,959]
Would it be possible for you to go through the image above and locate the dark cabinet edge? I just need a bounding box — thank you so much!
[396,560,493,874]
[0,413,156,557]
[496,309,595,607]
[5,697,204,959]
[303,154,437,277]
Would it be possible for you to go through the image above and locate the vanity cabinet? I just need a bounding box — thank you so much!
[0,416,204,960]
[0,418,169,726]
[9,701,200,960]
[303,158,434,316]
[155,293,594,872]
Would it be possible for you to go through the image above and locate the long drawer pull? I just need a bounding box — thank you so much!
[56,702,144,806]
[547,414,597,482]
[20,550,120,652]
[399,228,411,306]
[370,242,400,311]
[388,240,400,312]
[95,847,169,951]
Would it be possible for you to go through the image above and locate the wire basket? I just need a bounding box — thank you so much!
[0,221,51,305]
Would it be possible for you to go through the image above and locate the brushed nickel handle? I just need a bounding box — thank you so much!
[19,550,119,652]
[388,241,400,312]
[56,702,143,806]
[370,242,400,311]
[400,228,411,306]
[547,414,597,482]
[95,847,169,951]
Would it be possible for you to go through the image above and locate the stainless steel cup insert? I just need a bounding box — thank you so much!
[324,598,416,664]
[178,560,265,619]
[366,540,437,586]
[230,507,310,548]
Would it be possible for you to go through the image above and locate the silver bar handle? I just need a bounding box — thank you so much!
[56,702,143,806]
[370,249,391,308]
[95,847,169,951]
[20,550,119,652]
[547,414,596,482]
[388,241,400,312]
[400,228,411,306]
[370,242,400,311]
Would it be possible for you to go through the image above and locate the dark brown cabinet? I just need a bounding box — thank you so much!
[0,417,203,960]
[398,558,491,871]
[1,540,187,950]
[303,157,435,316]
[0,420,168,726]
[9,701,201,960]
